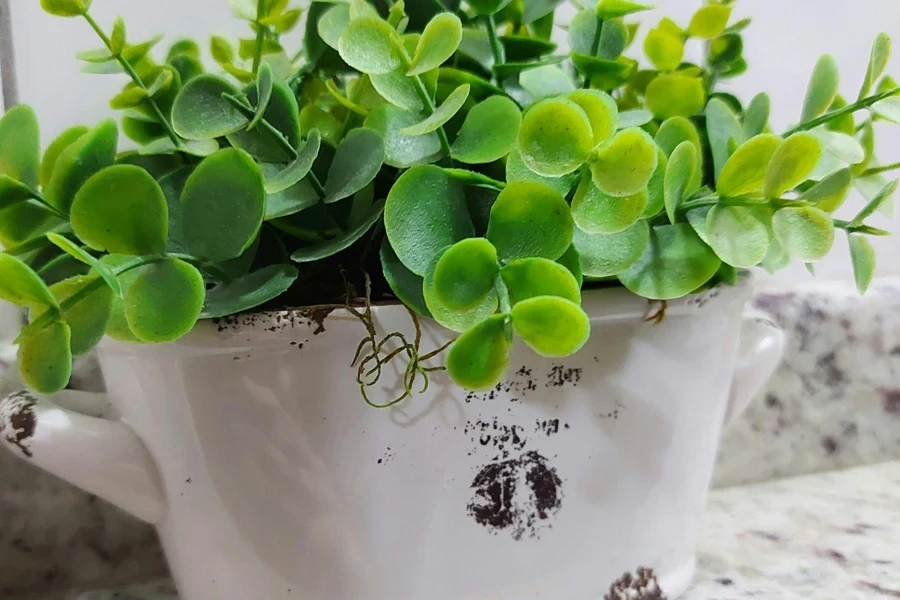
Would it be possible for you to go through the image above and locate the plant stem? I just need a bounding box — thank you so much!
[252,0,267,75]
[679,196,811,212]
[397,50,454,164]
[834,219,891,236]
[82,12,183,148]
[785,85,900,135]
[582,17,604,89]
[485,15,506,70]
[495,275,512,314]
[862,161,900,177]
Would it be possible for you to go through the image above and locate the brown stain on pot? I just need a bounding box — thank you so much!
[605,567,668,600]
[1,391,38,458]
[299,306,336,335]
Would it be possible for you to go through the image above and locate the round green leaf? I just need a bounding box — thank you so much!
[566,89,618,146]
[501,258,581,306]
[557,244,584,287]
[451,96,522,165]
[44,119,119,213]
[385,165,474,276]
[318,4,350,50]
[655,117,702,158]
[0,105,40,189]
[706,205,772,268]
[644,149,667,218]
[409,12,463,76]
[400,85,470,136]
[30,276,113,356]
[125,258,205,343]
[717,134,783,197]
[18,321,72,394]
[200,264,299,319]
[572,174,647,234]
[646,75,706,120]
[264,130,322,195]
[511,296,590,358]
[339,17,401,75]
[618,223,722,300]
[573,219,649,277]
[771,206,835,262]
[687,4,732,39]
[323,128,385,203]
[764,133,822,199]
[70,165,168,256]
[227,80,303,162]
[590,127,659,198]
[181,149,266,262]
[380,238,430,317]
[802,54,840,122]
[487,181,574,262]
[433,238,500,312]
[45,232,122,297]
[40,0,90,17]
[447,315,511,391]
[644,27,684,72]
[505,147,578,197]
[39,126,88,189]
[849,234,876,295]
[517,97,593,177]
[617,109,654,129]
[172,75,246,140]
[808,129,865,165]
[364,104,442,168]
[423,249,499,333]
[801,168,853,213]
[0,254,59,308]
[519,65,576,100]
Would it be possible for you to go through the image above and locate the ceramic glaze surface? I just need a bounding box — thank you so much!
[0,279,784,600]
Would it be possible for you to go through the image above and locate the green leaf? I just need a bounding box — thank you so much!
[125,258,205,343]
[39,126,88,189]
[573,219,649,277]
[519,64,576,99]
[447,315,511,391]
[590,127,659,198]
[501,258,581,306]
[859,32,892,100]
[317,4,351,50]
[172,75,246,140]
[409,12,463,75]
[645,75,706,119]
[432,238,500,311]
[743,93,770,138]
[181,149,266,262]
[853,179,898,225]
[0,105,41,189]
[30,276,113,356]
[705,98,745,181]
[0,177,37,210]
[644,149,667,218]
[855,173,894,217]
[557,244,583,287]
[290,199,385,262]
[248,63,275,130]
[323,128,385,204]
[40,0,90,17]
[0,254,59,308]
[110,86,149,110]
[338,17,401,75]
[451,96,522,165]
[566,89,618,146]
[717,134,783,197]
[870,97,900,123]
[849,234,876,295]
[505,147,578,196]
[385,165,474,276]
[70,165,168,255]
[364,104,443,169]
[264,130,322,194]
[664,141,699,223]
[46,233,122,297]
[227,80,302,162]
[0,203,57,250]
[764,132,822,198]
[807,129,865,165]
[801,168,853,212]
[760,237,791,274]
[597,19,628,60]
[570,54,636,90]
[423,249,499,333]
[522,0,566,24]
[511,296,590,358]
[18,321,72,394]
[617,109,653,129]
[644,27,684,72]
[571,173,647,234]
[146,69,174,98]
[371,64,438,112]
[401,85,470,136]
[110,17,127,55]
[467,0,512,15]
[825,95,856,135]
[199,264,298,319]
[568,9,598,55]
[706,205,772,268]
[654,116,703,191]
[210,35,236,65]
[618,223,722,300]
[380,238,431,317]
[517,97,592,177]
[595,0,651,19]
[771,206,835,262]
[802,55,840,122]
[487,181,574,262]
[687,4,732,39]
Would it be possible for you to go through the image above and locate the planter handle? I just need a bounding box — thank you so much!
[724,311,786,426]
[0,389,166,523]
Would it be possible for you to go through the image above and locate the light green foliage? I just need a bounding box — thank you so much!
[433,238,499,311]
[664,141,699,223]
[764,133,822,198]
[172,75,246,139]
[644,28,684,72]
[849,234,876,294]
[501,258,581,306]
[511,296,590,358]
[125,258,205,343]
[518,98,593,177]
[424,248,499,333]
[401,85,470,136]
[365,105,443,168]
[200,265,299,319]
[0,106,41,189]
[447,315,511,390]
[687,4,732,39]
[717,134,782,197]
[566,90,618,146]
[323,129,385,203]
[409,13,463,75]
[18,321,72,394]
[705,98,745,181]
[591,128,659,197]
[595,0,651,20]
[505,148,578,196]
[339,17,401,75]
[860,32,892,100]
[802,168,853,213]
[40,0,90,17]
[45,119,119,212]
[571,174,647,234]
[573,220,649,277]
[452,96,522,165]
[520,65,576,100]
[0,255,59,308]
[802,55,840,122]
[31,276,113,355]
[743,93,770,138]
[772,207,835,261]
[487,181,574,262]
[706,205,772,268]
[646,75,706,119]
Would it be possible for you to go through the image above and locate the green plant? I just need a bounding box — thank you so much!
[0,0,897,396]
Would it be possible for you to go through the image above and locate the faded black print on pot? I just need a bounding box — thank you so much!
[467,451,563,540]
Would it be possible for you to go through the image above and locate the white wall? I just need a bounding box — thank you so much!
[4,0,900,280]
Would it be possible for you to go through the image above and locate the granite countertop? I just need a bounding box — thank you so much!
[36,461,899,600]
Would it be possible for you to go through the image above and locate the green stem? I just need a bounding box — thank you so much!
[495,275,512,314]
[679,196,810,212]
[861,161,900,177]
[834,219,891,236]
[222,93,327,199]
[82,13,182,148]
[340,75,369,139]
[252,0,267,75]
[397,51,454,164]
[485,15,506,71]
[582,17,604,89]
[785,85,900,135]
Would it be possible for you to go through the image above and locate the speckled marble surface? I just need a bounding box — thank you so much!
[29,461,900,600]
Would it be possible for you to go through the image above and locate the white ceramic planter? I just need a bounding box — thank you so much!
[0,276,783,600]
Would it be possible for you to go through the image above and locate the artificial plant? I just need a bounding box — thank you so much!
[0,0,897,400]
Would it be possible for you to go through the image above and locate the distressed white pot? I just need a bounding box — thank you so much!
[0,275,783,600]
